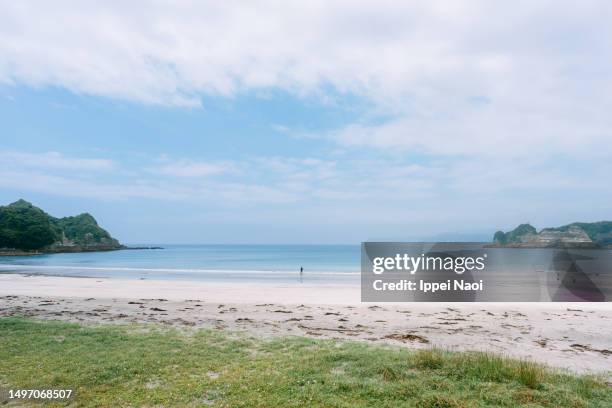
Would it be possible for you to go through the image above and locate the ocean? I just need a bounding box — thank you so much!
[0,245,361,283]
[1,245,611,300]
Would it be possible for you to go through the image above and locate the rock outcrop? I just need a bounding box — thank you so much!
[493,222,612,248]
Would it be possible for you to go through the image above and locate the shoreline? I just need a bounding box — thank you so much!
[0,274,360,303]
[0,246,165,257]
[0,273,611,375]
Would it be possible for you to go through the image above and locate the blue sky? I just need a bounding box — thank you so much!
[1,2,611,244]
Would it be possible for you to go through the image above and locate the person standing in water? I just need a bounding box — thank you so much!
[299,266,303,283]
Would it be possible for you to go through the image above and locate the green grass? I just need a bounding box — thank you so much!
[0,317,610,407]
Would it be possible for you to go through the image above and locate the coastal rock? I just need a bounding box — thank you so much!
[492,222,612,248]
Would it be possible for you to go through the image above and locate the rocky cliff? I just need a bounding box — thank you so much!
[493,221,612,248]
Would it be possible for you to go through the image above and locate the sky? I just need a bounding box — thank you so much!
[0,1,611,244]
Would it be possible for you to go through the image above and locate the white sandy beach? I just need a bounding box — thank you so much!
[1,273,611,376]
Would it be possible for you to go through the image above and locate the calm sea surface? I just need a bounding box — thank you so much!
[1,245,610,296]
[0,245,361,283]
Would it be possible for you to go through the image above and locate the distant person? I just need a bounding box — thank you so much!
[299,266,303,283]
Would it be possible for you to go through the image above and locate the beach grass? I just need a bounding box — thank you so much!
[0,317,610,407]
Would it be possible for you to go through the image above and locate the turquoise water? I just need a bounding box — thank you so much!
[0,245,361,283]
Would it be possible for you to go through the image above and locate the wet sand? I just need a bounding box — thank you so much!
[0,274,610,375]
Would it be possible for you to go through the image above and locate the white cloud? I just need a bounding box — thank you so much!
[2,1,611,241]
[0,1,610,107]
[2,149,611,239]
[0,170,186,201]
[151,160,236,178]
[0,151,115,171]
[324,104,612,158]
[1,2,611,159]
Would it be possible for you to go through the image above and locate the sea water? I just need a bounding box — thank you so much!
[0,244,361,283]
[1,246,611,296]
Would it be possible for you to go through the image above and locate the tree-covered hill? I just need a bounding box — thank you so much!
[55,213,119,246]
[0,199,60,250]
[0,199,122,251]
[493,224,537,245]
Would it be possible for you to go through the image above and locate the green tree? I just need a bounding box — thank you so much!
[0,200,59,250]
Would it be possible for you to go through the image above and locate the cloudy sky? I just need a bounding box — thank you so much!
[1,1,611,244]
